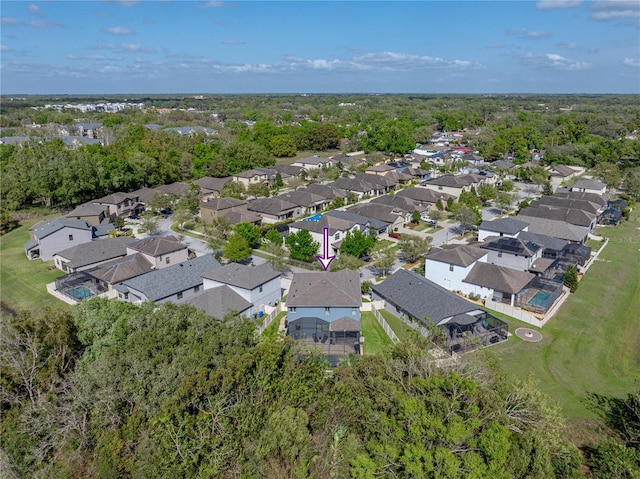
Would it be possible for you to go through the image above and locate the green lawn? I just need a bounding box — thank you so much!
[361,311,394,355]
[378,309,419,341]
[260,311,286,339]
[491,209,640,423]
[1,215,69,313]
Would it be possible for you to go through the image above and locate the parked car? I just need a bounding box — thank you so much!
[389,232,401,239]
[420,215,437,225]
[159,208,172,217]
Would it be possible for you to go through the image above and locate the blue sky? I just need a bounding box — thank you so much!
[1,1,639,94]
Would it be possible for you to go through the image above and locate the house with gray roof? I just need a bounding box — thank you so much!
[330,177,380,199]
[480,236,543,271]
[462,262,535,306]
[193,176,232,200]
[130,187,162,205]
[126,235,189,269]
[280,190,331,215]
[355,173,397,192]
[324,210,389,235]
[421,174,488,199]
[370,194,427,216]
[519,205,597,231]
[115,254,221,304]
[304,183,348,202]
[86,253,154,292]
[178,285,252,320]
[200,197,248,223]
[53,236,135,272]
[346,203,407,228]
[247,197,301,223]
[25,218,106,261]
[532,196,602,215]
[516,231,568,260]
[570,179,607,196]
[202,262,282,317]
[425,244,488,292]
[516,215,588,243]
[93,192,141,218]
[396,186,454,205]
[371,269,508,353]
[157,181,191,198]
[292,155,333,170]
[554,190,607,207]
[65,202,111,226]
[478,217,529,242]
[286,270,362,364]
[288,215,360,256]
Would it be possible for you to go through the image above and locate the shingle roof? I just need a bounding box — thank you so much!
[329,317,362,332]
[201,197,247,211]
[396,186,454,203]
[480,237,541,257]
[66,202,109,217]
[324,210,389,231]
[532,196,600,214]
[287,270,361,307]
[202,262,280,290]
[331,177,378,193]
[355,173,396,188]
[280,190,327,208]
[423,174,482,188]
[370,194,425,213]
[520,206,595,227]
[87,253,154,284]
[95,192,137,204]
[571,179,606,191]
[479,217,529,235]
[304,183,348,200]
[371,269,478,325]
[427,244,487,267]
[193,176,232,193]
[365,164,396,173]
[516,215,587,243]
[224,209,262,224]
[549,165,577,177]
[273,164,303,176]
[296,155,331,166]
[247,197,298,216]
[463,262,535,294]
[119,254,221,301]
[127,235,188,257]
[517,231,568,252]
[32,218,93,239]
[54,236,135,269]
[289,215,357,235]
[157,182,190,197]
[179,285,252,319]
[130,187,162,203]
[554,190,607,206]
[347,203,403,224]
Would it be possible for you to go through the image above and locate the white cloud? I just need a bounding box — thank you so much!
[29,20,63,29]
[27,4,41,14]
[1,17,21,26]
[536,0,583,9]
[520,52,592,70]
[590,1,640,21]
[119,43,154,53]
[1,44,12,52]
[623,57,640,67]
[507,28,552,38]
[103,26,134,35]
[67,54,107,60]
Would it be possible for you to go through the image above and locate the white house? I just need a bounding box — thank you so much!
[424,245,488,293]
[480,236,543,272]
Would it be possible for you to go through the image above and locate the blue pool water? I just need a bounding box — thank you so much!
[528,291,551,308]
[67,286,95,300]
[303,213,323,221]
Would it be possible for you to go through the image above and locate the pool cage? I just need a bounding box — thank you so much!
[54,271,102,301]
[287,317,361,366]
[516,277,564,314]
[437,311,509,354]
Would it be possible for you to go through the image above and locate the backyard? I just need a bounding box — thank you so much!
[1,214,68,314]
[491,209,640,438]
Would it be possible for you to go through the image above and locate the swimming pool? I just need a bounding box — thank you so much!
[66,286,95,301]
[303,213,323,222]
[528,290,551,308]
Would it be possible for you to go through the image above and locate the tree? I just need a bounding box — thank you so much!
[372,245,396,276]
[286,176,305,191]
[220,181,246,199]
[146,191,171,214]
[263,240,290,274]
[477,183,498,201]
[247,182,270,198]
[501,179,515,192]
[411,210,421,224]
[270,135,297,158]
[340,230,376,259]
[113,216,125,231]
[542,181,554,196]
[285,229,319,262]
[496,192,515,212]
[454,205,477,233]
[140,211,159,235]
[398,234,432,262]
[234,222,261,249]
[223,234,252,262]
[204,216,233,250]
[274,172,284,188]
[436,199,444,211]
[173,207,194,231]
[330,253,364,272]
[428,209,445,223]
[263,228,282,245]
[327,196,345,210]
[623,168,640,201]
[563,264,579,293]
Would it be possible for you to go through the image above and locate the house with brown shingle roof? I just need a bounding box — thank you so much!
[200,197,248,223]
[462,263,535,307]
[126,235,189,269]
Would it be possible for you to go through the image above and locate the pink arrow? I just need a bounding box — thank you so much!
[316,227,335,271]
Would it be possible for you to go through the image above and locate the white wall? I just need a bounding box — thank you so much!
[484,249,541,271]
[425,258,482,293]
[39,228,93,261]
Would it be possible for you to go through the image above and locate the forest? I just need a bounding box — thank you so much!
[1,94,640,477]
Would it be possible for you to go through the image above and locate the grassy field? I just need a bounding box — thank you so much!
[491,211,640,424]
[1,215,68,313]
[378,309,420,341]
[361,311,394,355]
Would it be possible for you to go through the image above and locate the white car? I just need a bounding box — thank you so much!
[420,215,437,225]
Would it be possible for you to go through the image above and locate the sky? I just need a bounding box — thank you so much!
[1,0,639,95]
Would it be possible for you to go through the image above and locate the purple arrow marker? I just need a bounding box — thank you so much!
[316,227,335,271]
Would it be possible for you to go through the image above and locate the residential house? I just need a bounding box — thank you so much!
[200,197,248,223]
[164,126,217,137]
[478,217,529,242]
[369,194,428,217]
[280,190,331,216]
[273,164,304,180]
[93,192,141,218]
[570,179,607,195]
[74,122,103,138]
[126,235,189,269]
[115,254,221,304]
[554,190,607,208]
[53,236,135,272]
[421,174,487,200]
[519,205,597,232]
[224,209,262,225]
[371,269,508,353]
[84,253,154,295]
[201,262,282,317]
[462,262,536,307]
[330,177,380,199]
[157,181,191,198]
[178,285,252,320]
[232,169,270,187]
[346,203,407,230]
[396,186,455,206]
[491,160,517,170]
[547,165,580,187]
[286,270,362,364]
[365,163,396,176]
[129,187,162,206]
[424,244,488,292]
[293,155,333,170]
[65,202,111,226]
[532,196,604,216]
[516,231,568,261]
[304,183,348,204]
[515,215,589,243]
[480,236,543,272]
[247,197,301,223]
[193,176,233,200]
[323,210,389,236]
[288,215,360,256]
[24,218,104,261]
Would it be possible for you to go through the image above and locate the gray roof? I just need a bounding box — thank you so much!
[331,177,378,193]
[517,231,568,252]
[273,164,303,176]
[479,217,529,235]
[87,253,154,284]
[366,164,396,173]
[571,179,606,191]
[549,165,577,177]
[248,197,298,216]
[516,215,588,243]
[529,257,556,274]
[480,237,541,257]
[371,269,478,325]
[532,196,600,214]
[396,186,454,203]
[24,238,38,250]
[202,262,280,290]
[127,235,188,257]
[287,270,361,307]
[66,202,109,218]
[118,254,221,301]
[370,194,425,213]
[290,215,357,235]
[296,155,332,166]
[32,218,93,239]
[280,190,327,208]
[329,317,362,332]
[130,187,162,203]
[463,263,535,294]
[423,174,482,188]
[157,182,190,197]
[54,236,135,269]
[427,244,487,267]
[95,192,138,205]
[224,209,262,225]
[347,203,404,224]
[324,210,389,231]
[179,285,252,319]
[193,176,232,193]
[519,206,595,227]
[554,190,607,206]
[304,183,348,200]
[491,160,517,169]
[355,173,397,188]
[93,224,115,237]
[201,197,247,211]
